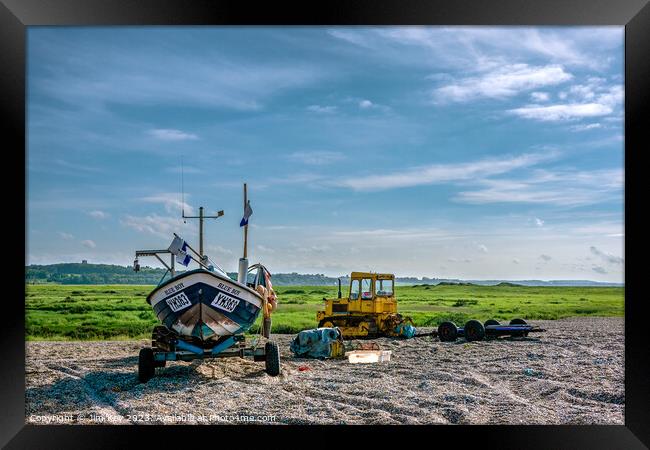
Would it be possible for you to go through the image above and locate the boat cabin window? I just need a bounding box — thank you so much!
[246,266,265,289]
[375,278,394,296]
[350,279,360,300]
[361,278,373,299]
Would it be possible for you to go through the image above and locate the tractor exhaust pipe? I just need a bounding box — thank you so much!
[337,278,342,299]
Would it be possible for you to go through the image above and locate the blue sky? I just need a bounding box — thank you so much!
[27,27,624,281]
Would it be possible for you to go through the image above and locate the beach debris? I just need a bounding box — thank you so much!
[345,349,392,364]
[289,327,346,359]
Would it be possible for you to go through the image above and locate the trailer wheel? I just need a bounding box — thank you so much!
[438,321,458,342]
[265,341,281,376]
[464,320,486,341]
[484,319,500,327]
[138,348,155,383]
[152,348,166,367]
[510,318,527,325]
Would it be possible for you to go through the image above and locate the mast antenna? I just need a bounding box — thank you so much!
[181,155,186,222]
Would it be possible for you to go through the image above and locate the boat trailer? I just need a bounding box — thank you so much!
[138,325,281,383]
[436,318,546,342]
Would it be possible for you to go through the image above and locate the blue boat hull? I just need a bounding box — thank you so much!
[147,269,263,342]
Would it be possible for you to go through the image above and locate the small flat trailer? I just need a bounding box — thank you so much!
[437,318,545,342]
[138,325,280,383]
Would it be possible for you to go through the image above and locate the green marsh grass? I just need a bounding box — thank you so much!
[25,283,623,340]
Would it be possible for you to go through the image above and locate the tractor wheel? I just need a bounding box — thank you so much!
[138,348,155,383]
[438,321,458,342]
[265,341,281,376]
[484,319,500,327]
[464,320,486,342]
[318,319,335,328]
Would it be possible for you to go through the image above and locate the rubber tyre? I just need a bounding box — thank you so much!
[438,321,458,342]
[318,319,335,328]
[265,341,281,376]
[464,320,486,341]
[138,348,155,383]
[510,318,527,325]
[484,319,500,327]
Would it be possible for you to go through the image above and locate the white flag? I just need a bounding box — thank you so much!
[168,236,191,266]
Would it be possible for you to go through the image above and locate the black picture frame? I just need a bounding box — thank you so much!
[3,0,648,447]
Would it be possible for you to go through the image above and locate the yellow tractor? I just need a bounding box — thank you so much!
[316,272,415,338]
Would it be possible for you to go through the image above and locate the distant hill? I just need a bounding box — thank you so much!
[25,263,623,287]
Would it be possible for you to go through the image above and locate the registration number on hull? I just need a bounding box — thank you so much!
[211,292,240,313]
[166,292,191,312]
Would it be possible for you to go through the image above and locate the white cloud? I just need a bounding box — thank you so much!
[508,103,612,121]
[570,123,602,132]
[432,64,572,103]
[148,129,199,141]
[140,193,194,215]
[33,34,326,112]
[455,168,623,207]
[336,151,554,191]
[327,29,374,48]
[206,245,234,257]
[330,227,451,241]
[296,245,331,253]
[590,246,623,265]
[81,239,96,249]
[359,99,374,109]
[53,159,102,173]
[572,222,623,237]
[509,83,622,122]
[88,210,109,220]
[330,27,622,71]
[447,258,472,263]
[58,232,74,240]
[121,214,191,239]
[307,105,337,113]
[530,92,549,102]
[288,151,345,165]
[592,265,608,274]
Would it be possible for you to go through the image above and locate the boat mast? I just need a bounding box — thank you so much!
[238,183,249,284]
[243,183,248,259]
[183,206,224,264]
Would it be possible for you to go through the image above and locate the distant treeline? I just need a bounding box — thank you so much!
[24,263,622,287]
[25,263,346,286]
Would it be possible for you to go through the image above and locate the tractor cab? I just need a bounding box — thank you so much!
[346,272,396,310]
[317,272,409,338]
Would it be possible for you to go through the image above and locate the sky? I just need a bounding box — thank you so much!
[26,26,624,281]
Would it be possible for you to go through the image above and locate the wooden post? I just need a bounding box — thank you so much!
[243,183,248,259]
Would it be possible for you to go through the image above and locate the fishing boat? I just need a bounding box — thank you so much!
[133,183,281,383]
[146,263,270,342]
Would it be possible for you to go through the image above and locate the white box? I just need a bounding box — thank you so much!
[344,350,392,364]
